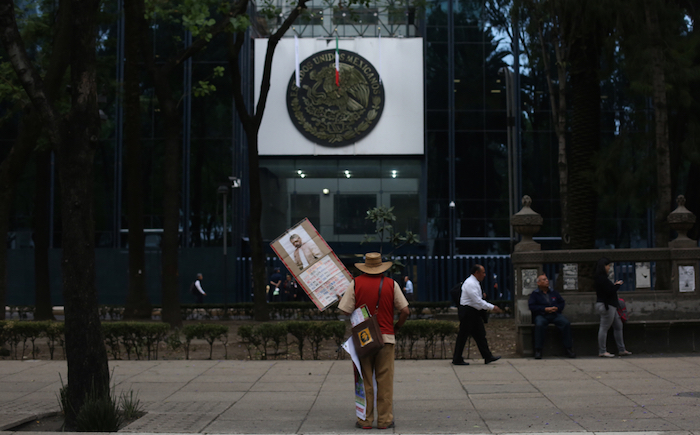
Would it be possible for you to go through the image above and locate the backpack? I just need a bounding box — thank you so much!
[617,298,628,323]
[450,282,463,306]
[190,281,198,296]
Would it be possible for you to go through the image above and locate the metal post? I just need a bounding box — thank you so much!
[447,0,456,285]
[500,67,515,254]
[218,185,229,314]
[223,192,227,314]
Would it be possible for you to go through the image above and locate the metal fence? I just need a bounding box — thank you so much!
[6,249,651,306]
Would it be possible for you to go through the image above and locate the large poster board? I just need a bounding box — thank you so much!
[270,218,353,310]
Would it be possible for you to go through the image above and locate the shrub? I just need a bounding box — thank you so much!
[395,321,421,359]
[182,323,229,360]
[74,386,123,432]
[286,321,310,360]
[256,322,288,359]
[326,321,347,360]
[237,325,260,359]
[43,321,65,360]
[306,321,333,360]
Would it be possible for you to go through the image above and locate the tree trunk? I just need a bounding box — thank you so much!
[123,0,151,320]
[247,134,269,321]
[228,0,305,320]
[34,149,54,320]
[687,161,700,241]
[646,5,672,241]
[537,14,571,248]
[60,0,110,424]
[645,1,672,288]
[134,0,236,327]
[160,95,183,327]
[567,36,600,251]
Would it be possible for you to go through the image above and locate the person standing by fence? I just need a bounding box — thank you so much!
[594,258,632,357]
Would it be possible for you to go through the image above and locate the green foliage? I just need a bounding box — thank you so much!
[229,15,251,33]
[286,321,310,360]
[119,390,144,421]
[326,321,347,360]
[0,60,26,110]
[237,324,261,359]
[74,385,123,432]
[43,321,64,360]
[395,320,421,359]
[257,322,289,359]
[362,206,420,273]
[144,0,233,41]
[182,323,229,359]
[306,321,333,360]
[395,320,458,360]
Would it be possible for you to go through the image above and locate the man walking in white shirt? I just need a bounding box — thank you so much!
[452,264,502,365]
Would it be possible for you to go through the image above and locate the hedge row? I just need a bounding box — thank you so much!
[2,318,478,361]
[7,301,506,322]
[0,320,230,361]
[0,320,64,360]
[238,321,347,361]
[237,319,464,361]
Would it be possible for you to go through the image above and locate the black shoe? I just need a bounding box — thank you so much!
[566,348,576,358]
[452,360,469,366]
[534,349,542,360]
[485,356,501,364]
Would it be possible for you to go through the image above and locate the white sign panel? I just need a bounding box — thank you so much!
[635,262,651,289]
[563,263,578,290]
[521,269,538,296]
[255,37,424,155]
[679,265,696,293]
[270,218,353,310]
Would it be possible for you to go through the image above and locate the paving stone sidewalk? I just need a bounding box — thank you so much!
[1,355,699,435]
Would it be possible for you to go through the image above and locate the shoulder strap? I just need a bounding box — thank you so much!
[375,276,384,315]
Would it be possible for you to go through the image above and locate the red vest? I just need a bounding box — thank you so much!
[354,274,395,335]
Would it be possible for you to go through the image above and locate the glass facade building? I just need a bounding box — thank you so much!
[3,0,673,304]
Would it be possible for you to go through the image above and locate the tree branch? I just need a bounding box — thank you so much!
[254,0,309,129]
[0,0,61,147]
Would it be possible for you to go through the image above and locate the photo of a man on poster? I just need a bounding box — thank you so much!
[285,228,323,271]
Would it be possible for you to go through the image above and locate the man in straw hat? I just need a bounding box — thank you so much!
[339,252,410,430]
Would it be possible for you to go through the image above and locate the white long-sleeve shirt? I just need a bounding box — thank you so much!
[195,279,205,295]
[459,275,494,311]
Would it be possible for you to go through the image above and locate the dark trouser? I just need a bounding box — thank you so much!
[452,305,493,362]
[194,293,204,304]
[534,313,573,349]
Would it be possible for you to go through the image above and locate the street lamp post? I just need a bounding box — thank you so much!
[218,185,229,316]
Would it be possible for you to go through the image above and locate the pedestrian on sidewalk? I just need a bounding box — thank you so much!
[594,258,632,357]
[191,273,206,303]
[339,252,410,430]
[452,264,503,365]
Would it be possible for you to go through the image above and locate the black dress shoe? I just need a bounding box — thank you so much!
[534,349,542,360]
[566,348,576,358]
[452,360,470,366]
[484,356,501,364]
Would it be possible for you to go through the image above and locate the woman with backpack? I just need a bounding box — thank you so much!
[594,258,632,357]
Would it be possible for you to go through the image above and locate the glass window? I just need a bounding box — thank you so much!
[291,194,320,228]
[334,194,377,235]
[391,194,420,233]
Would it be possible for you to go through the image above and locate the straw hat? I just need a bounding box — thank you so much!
[355,252,393,274]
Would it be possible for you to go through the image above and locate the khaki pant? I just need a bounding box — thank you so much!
[358,344,394,428]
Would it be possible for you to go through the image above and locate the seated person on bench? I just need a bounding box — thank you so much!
[528,274,575,359]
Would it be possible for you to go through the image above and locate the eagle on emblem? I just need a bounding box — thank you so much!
[304,63,370,112]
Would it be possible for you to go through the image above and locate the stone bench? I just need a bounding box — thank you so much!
[517,319,700,357]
